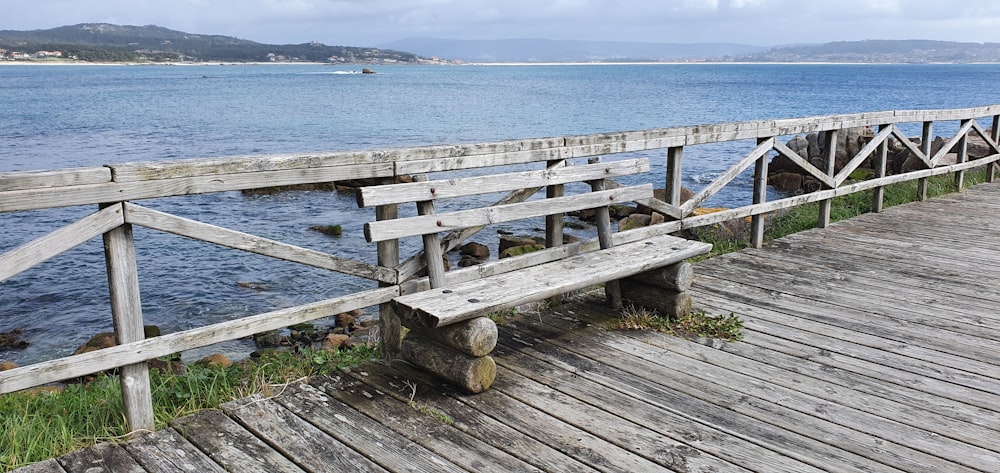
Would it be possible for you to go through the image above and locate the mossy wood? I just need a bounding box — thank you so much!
[619,280,693,319]
[401,334,497,394]
[404,316,498,357]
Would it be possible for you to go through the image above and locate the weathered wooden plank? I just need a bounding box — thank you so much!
[0,163,392,212]
[771,140,836,188]
[123,428,226,472]
[393,234,711,328]
[833,124,894,186]
[0,204,124,283]
[223,395,389,473]
[930,119,976,166]
[57,442,144,473]
[10,459,67,473]
[346,362,602,473]
[358,158,649,207]
[0,167,111,192]
[0,287,397,394]
[365,185,654,242]
[492,325,883,472]
[123,203,396,283]
[397,147,569,174]
[273,381,467,472]
[108,152,394,182]
[170,410,306,472]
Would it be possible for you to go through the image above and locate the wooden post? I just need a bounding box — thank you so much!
[818,130,838,228]
[872,125,889,213]
[413,174,446,289]
[665,146,684,208]
[545,159,565,306]
[376,178,401,359]
[750,137,769,248]
[955,119,969,191]
[101,203,154,435]
[989,116,1000,183]
[588,157,622,309]
[918,122,932,201]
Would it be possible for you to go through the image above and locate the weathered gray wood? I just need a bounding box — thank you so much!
[0,204,124,283]
[358,158,647,207]
[102,214,154,435]
[410,174,448,290]
[771,139,836,188]
[833,124,894,186]
[375,178,402,359]
[124,428,226,472]
[818,129,838,228]
[274,381,468,472]
[666,146,684,208]
[619,280,692,318]
[393,234,710,328]
[58,442,144,473]
[918,121,933,200]
[404,316,498,357]
[871,125,889,212]
[396,145,569,174]
[0,167,110,192]
[588,163,621,309]
[170,410,305,472]
[931,119,976,165]
[0,287,397,394]
[10,459,67,473]
[402,333,496,393]
[0,163,393,212]
[124,203,396,283]
[546,160,566,306]
[223,395,389,473]
[955,119,970,189]
[751,137,770,248]
[108,151,397,181]
[626,262,694,292]
[365,184,653,242]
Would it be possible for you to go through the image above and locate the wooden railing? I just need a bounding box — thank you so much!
[2,105,998,434]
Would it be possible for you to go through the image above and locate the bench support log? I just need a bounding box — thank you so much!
[625,262,693,292]
[403,316,497,357]
[620,279,693,319]
[402,333,496,394]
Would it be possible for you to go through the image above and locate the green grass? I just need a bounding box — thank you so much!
[616,305,744,342]
[0,345,377,471]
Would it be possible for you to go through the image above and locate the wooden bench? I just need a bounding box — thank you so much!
[358,157,711,392]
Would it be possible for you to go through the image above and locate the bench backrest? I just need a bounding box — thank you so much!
[357,157,652,288]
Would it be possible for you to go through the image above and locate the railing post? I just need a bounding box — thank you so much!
[990,115,1000,183]
[872,125,889,212]
[818,130,838,228]
[955,119,970,190]
[918,121,933,201]
[665,146,684,208]
[376,177,401,359]
[101,203,154,435]
[545,159,565,306]
[589,157,622,309]
[750,138,769,248]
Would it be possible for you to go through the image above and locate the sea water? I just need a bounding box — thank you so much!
[2,63,998,364]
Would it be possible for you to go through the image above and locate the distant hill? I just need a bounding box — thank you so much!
[378,38,767,63]
[0,23,420,63]
[736,39,1000,63]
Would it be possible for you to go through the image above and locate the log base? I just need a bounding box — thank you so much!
[401,332,497,394]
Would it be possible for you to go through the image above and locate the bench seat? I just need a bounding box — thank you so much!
[392,233,711,329]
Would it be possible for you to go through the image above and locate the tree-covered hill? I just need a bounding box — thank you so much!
[0,23,420,63]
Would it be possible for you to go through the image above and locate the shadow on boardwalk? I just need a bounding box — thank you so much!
[18,183,1000,473]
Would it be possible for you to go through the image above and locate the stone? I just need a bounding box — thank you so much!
[335,310,362,329]
[195,354,233,369]
[148,358,185,375]
[787,135,809,156]
[323,333,350,351]
[500,243,544,259]
[0,328,28,350]
[618,214,651,231]
[499,236,538,255]
[460,242,490,259]
[0,361,18,371]
[458,256,481,267]
[806,133,821,158]
[769,172,804,193]
[74,332,116,355]
[650,212,665,225]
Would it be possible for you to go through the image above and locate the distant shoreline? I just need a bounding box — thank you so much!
[3,60,998,67]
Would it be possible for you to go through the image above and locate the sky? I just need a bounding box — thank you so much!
[2,0,1000,47]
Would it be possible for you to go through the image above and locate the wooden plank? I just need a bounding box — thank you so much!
[0,204,124,283]
[318,373,540,471]
[272,381,467,472]
[364,185,653,242]
[931,119,976,165]
[0,163,393,212]
[123,428,225,472]
[223,396,389,473]
[57,442,144,473]
[0,287,397,394]
[833,124,894,186]
[358,159,648,207]
[123,203,396,284]
[493,320,893,472]
[0,167,111,192]
[170,410,306,472]
[394,234,711,328]
[397,147,569,174]
[109,151,394,182]
[10,459,67,473]
[771,140,836,188]
[347,362,602,473]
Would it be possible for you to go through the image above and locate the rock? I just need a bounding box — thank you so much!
[310,224,343,237]
[253,330,290,348]
[322,333,350,351]
[0,361,17,371]
[195,354,233,369]
[500,244,544,259]
[787,135,809,157]
[806,133,821,158]
[25,386,63,395]
[618,214,651,231]
[801,177,822,194]
[499,236,538,255]
[458,256,481,267]
[250,347,289,358]
[148,358,185,375]
[609,205,637,220]
[460,242,490,259]
[336,310,362,329]
[345,327,376,349]
[0,328,28,350]
[769,172,804,193]
[361,68,376,74]
[237,281,270,291]
[650,212,666,225]
[650,187,695,205]
[74,332,116,355]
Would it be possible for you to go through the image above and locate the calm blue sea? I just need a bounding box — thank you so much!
[2,63,998,364]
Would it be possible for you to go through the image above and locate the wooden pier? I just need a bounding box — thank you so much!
[18,182,1000,472]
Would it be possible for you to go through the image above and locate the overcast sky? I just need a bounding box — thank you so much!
[3,0,999,47]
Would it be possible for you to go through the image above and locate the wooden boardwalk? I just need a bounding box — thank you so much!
[17,182,1000,473]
